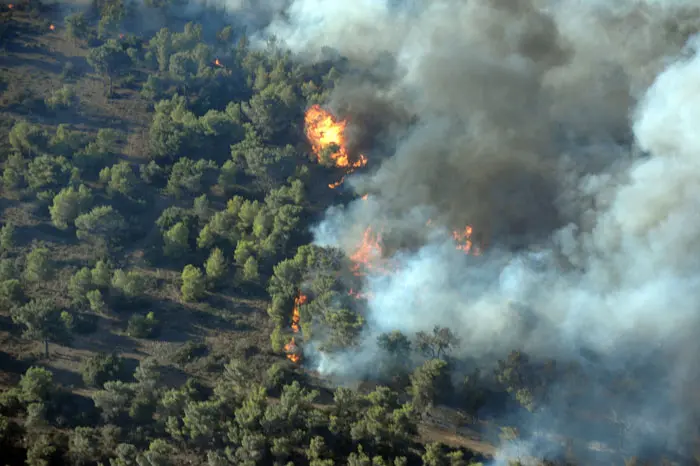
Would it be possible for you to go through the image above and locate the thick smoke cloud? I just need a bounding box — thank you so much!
[261,0,700,461]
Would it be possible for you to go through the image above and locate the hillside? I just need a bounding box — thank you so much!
[3,1,699,466]
[0,3,497,465]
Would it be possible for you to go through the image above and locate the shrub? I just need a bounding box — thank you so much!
[45,85,77,110]
[126,312,159,338]
[80,352,125,388]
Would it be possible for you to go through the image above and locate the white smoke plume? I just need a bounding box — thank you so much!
[260,0,700,461]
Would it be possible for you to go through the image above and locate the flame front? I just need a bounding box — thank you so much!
[49,24,55,31]
[350,227,384,275]
[8,3,14,8]
[284,337,301,363]
[214,58,223,67]
[304,105,367,188]
[291,293,307,333]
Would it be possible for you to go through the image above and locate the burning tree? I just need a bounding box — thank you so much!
[304,105,368,188]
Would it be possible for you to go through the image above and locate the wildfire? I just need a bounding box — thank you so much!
[361,194,369,201]
[453,225,481,255]
[8,3,13,8]
[304,105,368,188]
[119,33,125,39]
[291,293,307,333]
[350,227,384,275]
[214,58,223,67]
[49,24,55,31]
[284,337,301,363]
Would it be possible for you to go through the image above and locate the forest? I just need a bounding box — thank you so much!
[1,0,699,465]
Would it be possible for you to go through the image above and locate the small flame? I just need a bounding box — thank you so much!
[328,176,345,189]
[284,337,301,363]
[453,225,481,255]
[49,24,55,31]
[291,293,307,333]
[119,33,125,39]
[8,3,14,8]
[214,58,223,67]
[348,288,374,300]
[361,194,369,200]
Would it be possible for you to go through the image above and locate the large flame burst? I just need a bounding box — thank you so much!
[304,105,368,188]
[350,227,386,276]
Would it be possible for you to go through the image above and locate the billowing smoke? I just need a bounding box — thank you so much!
[262,0,700,461]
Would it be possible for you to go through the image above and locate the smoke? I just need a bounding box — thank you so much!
[261,0,700,461]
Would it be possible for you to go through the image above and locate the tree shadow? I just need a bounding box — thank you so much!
[0,349,30,377]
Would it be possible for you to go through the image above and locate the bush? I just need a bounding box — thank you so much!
[45,85,77,110]
[80,352,125,388]
[126,312,159,338]
[172,340,208,367]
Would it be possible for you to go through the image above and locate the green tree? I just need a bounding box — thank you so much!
[12,299,67,357]
[75,206,127,251]
[87,289,108,314]
[241,256,259,283]
[415,326,460,360]
[0,222,15,252]
[3,153,26,191]
[68,427,101,466]
[410,359,451,413]
[81,352,125,388]
[8,121,45,157]
[69,267,95,304]
[19,366,54,403]
[165,158,217,198]
[49,185,93,230]
[24,246,53,282]
[204,247,227,286]
[111,269,145,299]
[26,155,73,200]
[87,40,130,96]
[181,265,205,302]
[91,260,112,288]
[377,330,412,374]
[127,312,159,338]
[0,279,24,308]
[163,222,189,258]
[99,162,139,198]
[65,12,90,42]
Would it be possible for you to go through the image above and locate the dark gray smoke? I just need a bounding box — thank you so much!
[260,0,700,462]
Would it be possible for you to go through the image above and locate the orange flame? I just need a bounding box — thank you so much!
[291,293,306,333]
[361,194,369,201]
[284,337,301,363]
[328,176,345,189]
[304,105,368,188]
[453,225,481,255]
[119,33,125,39]
[8,3,14,8]
[350,227,384,275]
[214,58,223,67]
[49,24,55,31]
